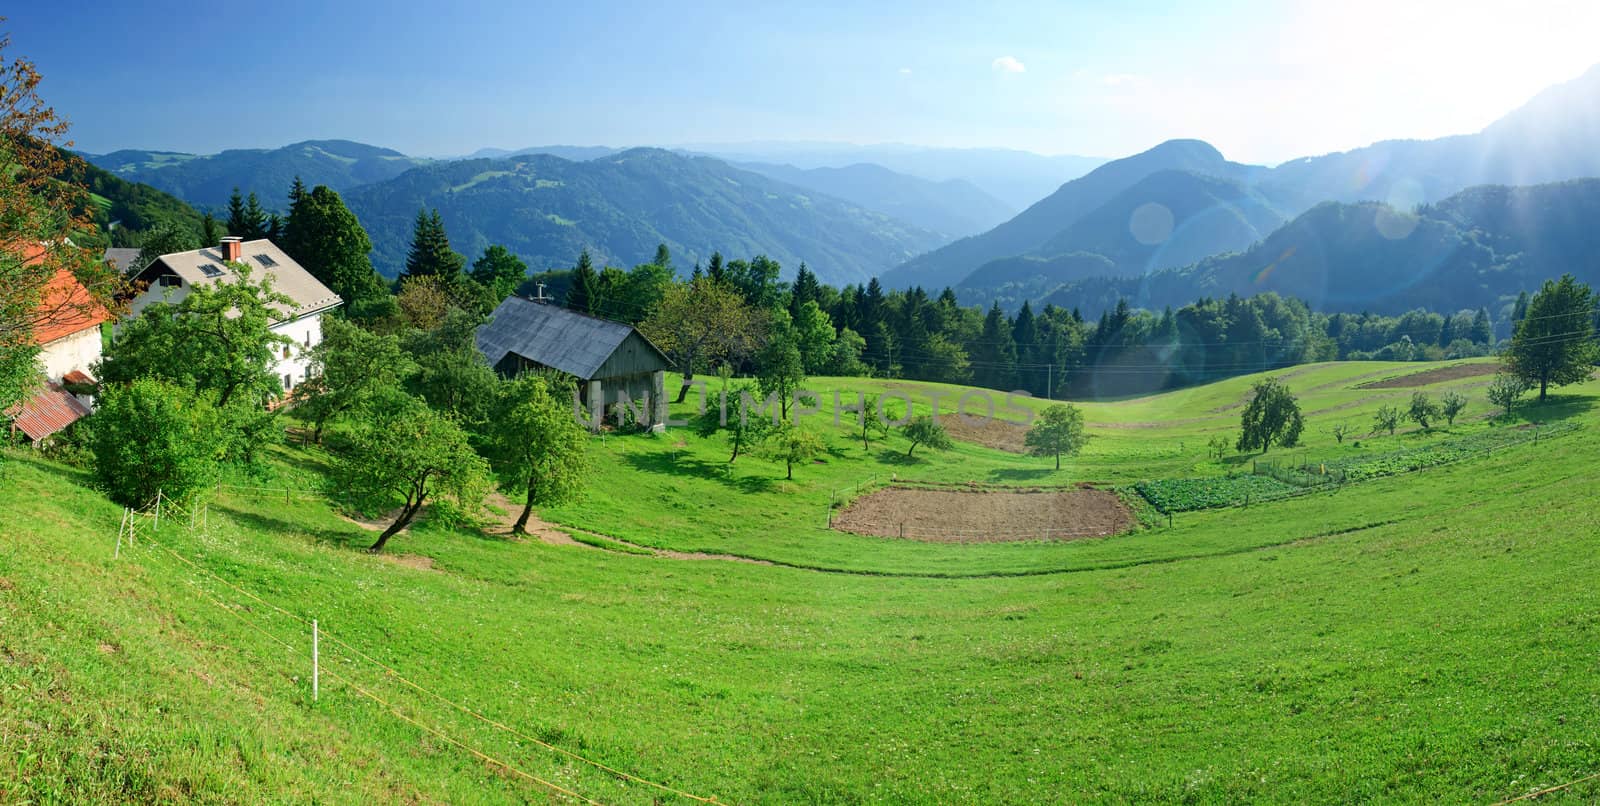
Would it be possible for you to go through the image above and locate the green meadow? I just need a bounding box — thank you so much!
[3,359,1599,803]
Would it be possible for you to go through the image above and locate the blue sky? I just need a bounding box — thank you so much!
[11,1,1599,163]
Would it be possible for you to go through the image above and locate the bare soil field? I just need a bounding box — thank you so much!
[939,414,1030,453]
[1357,363,1498,389]
[832,486,1134,542]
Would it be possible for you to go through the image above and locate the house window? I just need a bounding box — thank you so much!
[283,373,293,391]
[282,346,292,360]
[304,331,312,347]
[158,275,181,287]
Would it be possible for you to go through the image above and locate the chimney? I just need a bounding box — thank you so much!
[220,236,243,262]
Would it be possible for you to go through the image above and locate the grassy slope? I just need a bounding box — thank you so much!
[2,360,1598,802]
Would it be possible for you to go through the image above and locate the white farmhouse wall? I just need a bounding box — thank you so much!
[271,313,326,393]
[38,327,102,381]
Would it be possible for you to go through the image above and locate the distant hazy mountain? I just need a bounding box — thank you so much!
[1042,178,1600,317]
[734,161,1015,240]
[462,145,623,161]
[1259,64,1600,210]
[341,148,943,285]
[954,170,1286,307]
[884,140,1266,291]
[85,140,430,209]
[683,141,1105,210]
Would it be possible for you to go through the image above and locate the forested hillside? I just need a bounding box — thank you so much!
[342,149,944,285]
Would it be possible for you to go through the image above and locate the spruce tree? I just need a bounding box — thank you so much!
[565,249,601,314]
[402,209,466,280]
[1471,307,1494,345]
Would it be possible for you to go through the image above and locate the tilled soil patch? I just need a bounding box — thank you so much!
[833,486,1133,542]
[1357,363,1498,389]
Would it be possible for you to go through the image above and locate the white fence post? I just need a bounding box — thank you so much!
[312,619,319,702]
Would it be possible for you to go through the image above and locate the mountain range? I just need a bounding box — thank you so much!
[1038,178,1600,318]
[339,149,943,285]
[85,140,430,209]
[77,62,1600,317]
[906,63,1600,312]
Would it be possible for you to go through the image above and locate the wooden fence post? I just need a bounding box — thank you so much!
[312,619,319,702]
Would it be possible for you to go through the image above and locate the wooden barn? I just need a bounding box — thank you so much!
[476,297,672,430]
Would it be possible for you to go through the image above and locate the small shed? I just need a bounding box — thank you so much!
[476,297,672,430]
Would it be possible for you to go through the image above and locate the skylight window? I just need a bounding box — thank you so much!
[253,253,278,267]
[198,263,226,278]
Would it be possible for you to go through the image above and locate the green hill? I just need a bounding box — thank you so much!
[6,362,1599,801]
[342,148,946,285]
[84,140,429,210]
[53,151,207,247]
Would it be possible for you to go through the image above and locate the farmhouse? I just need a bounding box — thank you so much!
[4,263,109,444]
[476,296,671,430]
[127,236,342,394]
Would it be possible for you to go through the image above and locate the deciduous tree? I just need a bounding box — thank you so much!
[481,374,589,534]
[1440,391,1468,427]
[1236,377,1303,453]
[1024,403,1088,470]
[91,378,226,508]
[0,35,114,414]
[282,184,386,304]
[640,277,764,402]
[1486,373,1532,420]
[760,422,824,480]
[329,390,488,553]
[300,316,415,441]
[902,415,953,458]
[1406,391,1442,430]
[1505,274,1599,402]
[1373,405,1400,436]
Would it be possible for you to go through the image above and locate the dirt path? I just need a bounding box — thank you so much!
[481,492,585,547]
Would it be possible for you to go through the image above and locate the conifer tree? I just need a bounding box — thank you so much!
[565,249,601,314]
[401,209,466,280]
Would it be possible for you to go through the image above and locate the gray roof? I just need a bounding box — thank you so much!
[102,247,143,275]
[476,297,667,379]
[138,239,342,320]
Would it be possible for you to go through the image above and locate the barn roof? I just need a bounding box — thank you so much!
[5,382,90,442]
[476,297,668,379]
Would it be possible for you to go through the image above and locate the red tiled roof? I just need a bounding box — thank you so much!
[5,382,90,442]
[34,268,110,344]
[61,370,94,386]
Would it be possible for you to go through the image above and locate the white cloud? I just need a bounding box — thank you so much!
[991,56,1026,74]
[898,67,913,75]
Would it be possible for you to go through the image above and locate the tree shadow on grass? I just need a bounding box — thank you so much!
[620,450,775,494]
[1519,393,1597,425]
[988,467,1058,482]
[873,448,924,466]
